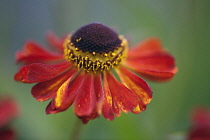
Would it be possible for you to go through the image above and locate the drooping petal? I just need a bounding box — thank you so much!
[14,61,72,83]
[16,41,63,64]
[74,73,96,117]
[107,72,140,113]
[126,38,177,81]
[79,74,104,124]
[93,74,104,114]
[138,100,147,112]
[46,72,85,114]
[31,67,78,102]
[102,73,115,120]
[116,66,152,105]
[46,32,65,51]
[102,72,139,120]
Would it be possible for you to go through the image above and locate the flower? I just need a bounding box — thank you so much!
[14,23,177,123]
[188,107,210,140]
[0,97,19,140]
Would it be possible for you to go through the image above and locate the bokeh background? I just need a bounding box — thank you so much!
[0,0,210,140]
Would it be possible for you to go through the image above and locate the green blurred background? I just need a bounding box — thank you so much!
[0,0,210,140]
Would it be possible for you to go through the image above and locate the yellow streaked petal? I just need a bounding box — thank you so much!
[116,66,152,105]
[55,78,72,107]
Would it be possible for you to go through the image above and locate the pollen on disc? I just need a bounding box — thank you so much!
[71,23,122,54]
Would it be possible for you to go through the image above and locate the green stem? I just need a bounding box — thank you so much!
[70,118,83,140]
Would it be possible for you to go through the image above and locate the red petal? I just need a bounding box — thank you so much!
[14,61,72,83]
[31,68,78,102]
[16,41,63,64]
[94,74,104,114]
[46,72,85,114]
[106,72,140,113]
[46,32,65,51]
[116,66,152,106]
[74,73,96,117]
[126,38,177,81]
[102,72,139,120]
[78,74,104,124]
[102,73,115,120]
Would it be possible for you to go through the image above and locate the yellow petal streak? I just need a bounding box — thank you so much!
[55,78,71,107]
[132,105,141,113]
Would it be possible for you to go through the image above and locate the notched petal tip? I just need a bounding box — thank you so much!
[45,102,58,114]
[78,111,100,124]
[80,118,89,124]
[14,66,29,83]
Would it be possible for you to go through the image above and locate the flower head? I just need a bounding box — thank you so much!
[188,107,210,140]
[14,23,177,123]
[0,97,19,140]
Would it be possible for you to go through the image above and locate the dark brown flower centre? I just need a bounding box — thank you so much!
[64,23,128,72]
[71,23,122,54]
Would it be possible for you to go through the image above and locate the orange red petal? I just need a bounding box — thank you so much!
[46,72,84,114]
[126,38,177,81]
[14,61,72,83]
[79,74,104,124]
[16,41,63,64]
[31,68,78,102]
[74,73,96,117]
[94,74,104,114]
[102,72,140,120]
[102,73,114,120]
[116,66,152,105]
